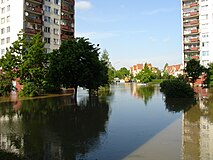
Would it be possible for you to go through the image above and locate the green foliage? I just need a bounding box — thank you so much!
[0,74,14,96]
[19,82,39,97]
[0,32,47,97]
[160,79,195,98]
[0,150,24,160]
[115,67,129,79]
[135,63,155,83]
[185,59,204,84]
[100,49,115,83]
[47,38,108,97]
[205,63,213,87]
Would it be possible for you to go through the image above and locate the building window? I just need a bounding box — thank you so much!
[1,7,5,14]
[1,49,5,55]
[202,33,208,38]
[44,37,51,44]
[202,51,209,56]
[54,38,59,45]
[54,18,59,25]
[1,38,5,45]
[44,5,51,12]
[1,28,5,34]
[6,16,10,22]
[1,18,5,24]
[45,0,50,2]
[202,42,209,47]
[6,37,10,43]
[44,27,51,33]
[53,28,59,35]
[44,16,51,23]
[7,5,10,12]
[6,26,10,32]
[201,14,208,20]
[54,0,59,5]
[54,8,59,15]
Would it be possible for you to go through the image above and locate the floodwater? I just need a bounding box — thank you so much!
[0,83,212,160]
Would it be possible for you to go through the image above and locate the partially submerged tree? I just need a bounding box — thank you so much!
[48,38,108,99]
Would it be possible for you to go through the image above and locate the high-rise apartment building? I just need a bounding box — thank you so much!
[181,0,213,67]
[0,0,74,58]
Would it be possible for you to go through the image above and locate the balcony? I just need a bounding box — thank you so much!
[61,25,74,32]
[183,2,199,9]
[191,47,199,51]
[61,15,70,20]
[184,47,199,52]
[62,5,70,12]
[191,29,198,34]
[27,0,43,4]
[25,6,43,15]
[25,28,41,35]
[61,34,69,40]
[184,38,199,44]
[183,20,199,27]
[190,2,198,7]
[190,38,199,42]
[183,12,199,19]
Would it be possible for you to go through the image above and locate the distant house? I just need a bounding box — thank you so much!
[164,64,184,77]
[130,63,154,77]
[130,64,143,77]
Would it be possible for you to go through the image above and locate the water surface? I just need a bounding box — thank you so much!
[0,84,211,159]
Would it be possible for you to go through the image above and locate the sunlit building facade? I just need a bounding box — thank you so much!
[181,0,213,67]
[0,0,75,58]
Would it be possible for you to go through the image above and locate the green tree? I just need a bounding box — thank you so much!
[185,59,204,85]
[115,67,129,79]
[0,46,20,96]
[48,38,108,99]
[100,49,115,83]
[135,63,154,83]
[1,32,47,97]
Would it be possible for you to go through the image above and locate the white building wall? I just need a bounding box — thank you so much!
[199,0,213,67]
[0,0,24,58]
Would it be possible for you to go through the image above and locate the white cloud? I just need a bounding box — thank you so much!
[76,0,92,10]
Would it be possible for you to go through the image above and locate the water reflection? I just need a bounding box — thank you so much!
[131,83,155,105]
[0,94,110,159]
[164,98,196,113]
[182,88,213,160]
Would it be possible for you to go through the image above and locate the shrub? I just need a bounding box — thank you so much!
[160,79,194,98]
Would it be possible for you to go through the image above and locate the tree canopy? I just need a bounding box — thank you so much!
[185,59,204,85]
[47,37,108,98]
[0,32,47,96]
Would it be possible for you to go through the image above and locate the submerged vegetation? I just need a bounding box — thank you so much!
[160,79,195,98]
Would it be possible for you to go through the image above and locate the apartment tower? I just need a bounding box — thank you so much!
[181,0,213,67]
[0,0,74,58]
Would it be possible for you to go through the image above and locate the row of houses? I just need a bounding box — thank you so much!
[130,63,184,77]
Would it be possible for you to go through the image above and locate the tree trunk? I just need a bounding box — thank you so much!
[74,85,78,101]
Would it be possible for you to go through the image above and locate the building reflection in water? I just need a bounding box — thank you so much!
[182,87,213,160]
[0,94,110,159]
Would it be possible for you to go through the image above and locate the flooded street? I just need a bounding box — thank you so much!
[0,84,212,159]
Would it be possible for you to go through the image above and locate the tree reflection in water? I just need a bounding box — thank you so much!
[136,85,155,105]
[164,98,196,113]
[0,94,110,160]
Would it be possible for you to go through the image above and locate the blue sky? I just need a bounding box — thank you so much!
[75,0,182,70]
